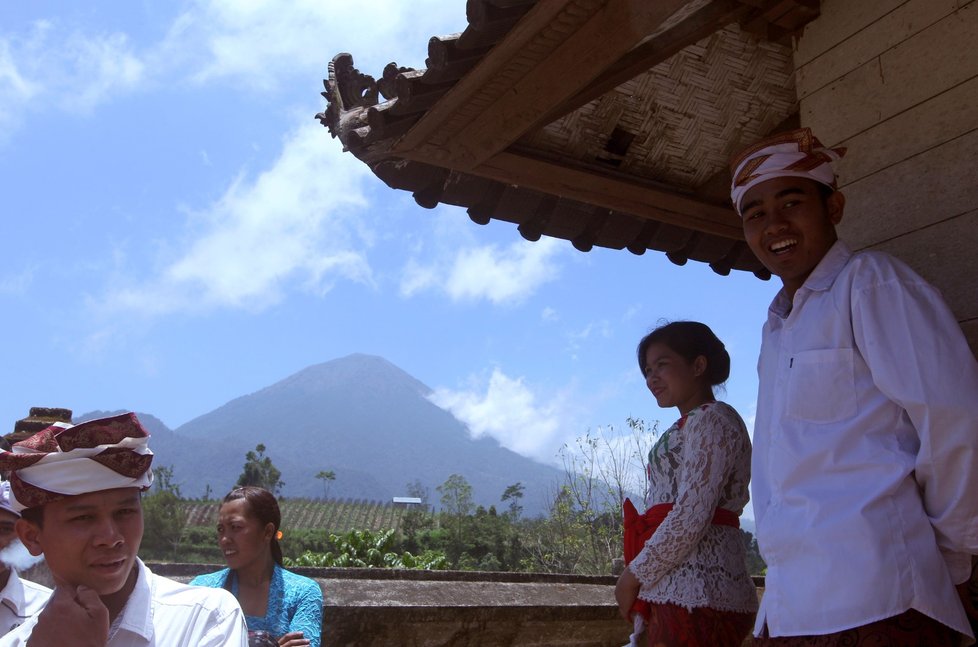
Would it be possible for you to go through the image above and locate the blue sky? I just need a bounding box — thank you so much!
[0,2,779,499]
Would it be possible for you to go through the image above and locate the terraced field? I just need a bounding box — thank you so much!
[181,497,430,532]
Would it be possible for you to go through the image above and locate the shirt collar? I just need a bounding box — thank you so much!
[0,570,26,614]
[112,558,153,641]
[769,239,852,318]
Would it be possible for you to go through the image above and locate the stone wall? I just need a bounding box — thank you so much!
[158,564,629,647]
[793,0,978,355]
[155,563,764,646]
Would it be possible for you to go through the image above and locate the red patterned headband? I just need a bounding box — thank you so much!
[0,412,154,512]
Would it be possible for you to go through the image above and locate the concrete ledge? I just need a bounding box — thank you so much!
[153,563,763,646]
[153,563,628,646]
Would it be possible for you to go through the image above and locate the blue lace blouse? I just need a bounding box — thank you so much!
[191,564,323,647]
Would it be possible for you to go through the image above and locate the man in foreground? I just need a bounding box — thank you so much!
[0,412,249,646]
[732,128,978,645]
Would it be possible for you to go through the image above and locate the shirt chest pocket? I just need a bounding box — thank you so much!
[786,348,858,424]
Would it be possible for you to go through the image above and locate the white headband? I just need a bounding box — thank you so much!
[0,481,19,517]
[730,128,846,216]
[0,413,154,512]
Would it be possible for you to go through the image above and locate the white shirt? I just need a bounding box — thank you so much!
[0,559,248,646]
[0,570,50,636]
[753,240,978,639]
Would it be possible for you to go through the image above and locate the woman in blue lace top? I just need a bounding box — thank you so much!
[191,487,323,647]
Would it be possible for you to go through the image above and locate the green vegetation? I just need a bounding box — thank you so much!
[139,420,766,576]
[285,529,447,570]
[141,465,186,561]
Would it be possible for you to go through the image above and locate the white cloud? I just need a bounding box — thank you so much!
[565,319,613,359]
[621,304,642,323]
[64,31,144,111]
[541,306,558,323]
[95,118,374,316]
[0,2,463,130]
[0,39,38,104]
[161,0,464,92]
[399,258,439,297]
[0,21,143,123]
[429,368,575,463]
[0,266,35,295]
[401,237,565,305]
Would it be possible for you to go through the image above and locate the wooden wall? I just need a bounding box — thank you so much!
[793,0,978,354]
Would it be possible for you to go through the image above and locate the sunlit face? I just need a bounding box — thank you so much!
[741,176,844,299]
[17,488,142,595]
[644,343,708,415]
[217,498,273,571]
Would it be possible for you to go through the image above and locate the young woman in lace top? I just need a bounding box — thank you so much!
[615,321,757,646]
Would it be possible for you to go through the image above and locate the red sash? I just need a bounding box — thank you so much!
[622,499,740,620]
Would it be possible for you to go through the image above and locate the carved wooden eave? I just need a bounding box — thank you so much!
[317,0,821,277]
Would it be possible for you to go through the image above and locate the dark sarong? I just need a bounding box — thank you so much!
[753,609,959,647]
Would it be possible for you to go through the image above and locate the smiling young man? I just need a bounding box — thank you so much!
[0,481,49,636]
[0,412,249,647]
[732,128,978,645]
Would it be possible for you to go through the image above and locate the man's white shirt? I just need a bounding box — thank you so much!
[753,241,978,639]
[0,559,248,646]
[0,570,50,636]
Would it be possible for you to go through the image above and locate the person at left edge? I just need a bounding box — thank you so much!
[0,412,249,647]
[0,480,49,635]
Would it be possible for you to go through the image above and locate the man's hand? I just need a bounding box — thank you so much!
[27,579,109,647]
[614,567,641,622]
[277,631,310,647]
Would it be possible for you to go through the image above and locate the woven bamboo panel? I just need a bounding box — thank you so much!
[521,23,797,190]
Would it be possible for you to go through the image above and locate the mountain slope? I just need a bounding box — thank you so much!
[166,354,564,514]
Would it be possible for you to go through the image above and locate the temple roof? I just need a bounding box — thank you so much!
[318,0,821,278]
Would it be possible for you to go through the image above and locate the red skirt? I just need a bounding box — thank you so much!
[645,602,754,647]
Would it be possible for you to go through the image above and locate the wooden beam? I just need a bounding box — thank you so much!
[393,0,577,156]
[475,150,745,240]
[540,0,751,125]
[395,0,691,171]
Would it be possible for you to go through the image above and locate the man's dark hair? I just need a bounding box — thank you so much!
[817,182,835,203]
[19,506,43,528]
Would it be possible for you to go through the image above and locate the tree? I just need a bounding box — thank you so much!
[500,482,525,520]
[400,479,433,554]
[236,444,284,495]
[437,474,473,566]
[141,465,186,560]
[521,418,658,575]
[406,479,430,505]
[315,470,336,499]
[520,484,588,573]
[743,530,766,575]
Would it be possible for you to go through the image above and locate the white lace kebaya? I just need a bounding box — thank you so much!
[628,401,758,614]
